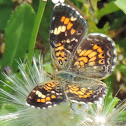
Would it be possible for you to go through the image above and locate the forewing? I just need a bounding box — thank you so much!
[65,78,107,104]
[50,3,88,70]
[27,80,66,109]
[69,33,116,79]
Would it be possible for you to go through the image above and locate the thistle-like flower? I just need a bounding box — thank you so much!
[0,56,77,126]
[0,55,126,126]
[72,92,126,126]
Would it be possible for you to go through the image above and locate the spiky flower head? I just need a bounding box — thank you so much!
[0,55,78,126]
[72,92,126,126]
[0,55,126,126]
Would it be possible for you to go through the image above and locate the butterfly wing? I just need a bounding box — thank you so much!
[27,80,66,109]
[69,33,116,79]
[65,78,107,104]
[50,3,88,70]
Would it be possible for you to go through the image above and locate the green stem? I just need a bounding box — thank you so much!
[27,0,46,62]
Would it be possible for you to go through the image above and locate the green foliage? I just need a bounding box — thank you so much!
[103,92,120,115]
[0,0,12,31]
[118,110,126,121]
[115,0,126,14]
[27,0,46,62]
[0,103,18,115]
[39,1,53,46]
[1,3,35,72]
[97,2,119,21]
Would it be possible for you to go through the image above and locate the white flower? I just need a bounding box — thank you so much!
[51,0,65,4]
[0,55,77,126]
[0,55,126,126]
[72,93,126,126]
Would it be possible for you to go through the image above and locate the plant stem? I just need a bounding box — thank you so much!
[27,0,46,62]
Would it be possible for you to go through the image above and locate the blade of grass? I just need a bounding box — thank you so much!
[27,0,47,63]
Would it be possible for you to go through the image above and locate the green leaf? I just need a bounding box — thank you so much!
[0,103,18,114]
[97,2,119,21]
[38,0,52,47]
[0,1,12,30]
[39,5,52,46]
[117,110,126,121]
[103,92,120,115]
[115,0,126,14]
[1,3,35,72]
[43,62,53,74]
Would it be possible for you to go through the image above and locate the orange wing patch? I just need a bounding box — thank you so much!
[64,18,70,24]
[60,16,76,35]
[55,46,64,51]
[55,43,67,64]
[67,85,93,98]
[37,97,52,103]
[51,95,56,99]
[88,51,97,58]
[71,29,76,35]
[93,44,100,50]
[46,97,51,101]
[37,99,46,103]
[89,56,96,62]
[74,43,105,68]
[52,16,77,36]
[37,82,58,103]
[61,16,65,22]
[67,22,73,30]
[98,53,104,58]
[74,49,97,68]
[43,82,56,91]
[74,56,88,68]
[99,59,104,64]
[79,50,87,56]
[97,47,103,53]
[83,50,93,56]
[93,44,104,58]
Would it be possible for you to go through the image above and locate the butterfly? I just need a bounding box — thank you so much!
[27,3,116,109]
